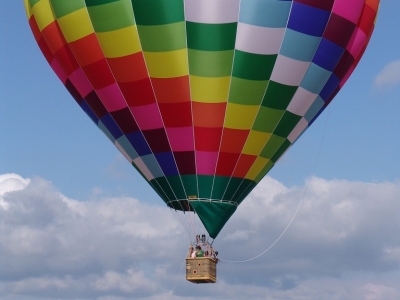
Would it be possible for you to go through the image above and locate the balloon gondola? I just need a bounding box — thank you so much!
[24,0,379,283]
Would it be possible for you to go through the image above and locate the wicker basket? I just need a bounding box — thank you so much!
[186,257,217,283]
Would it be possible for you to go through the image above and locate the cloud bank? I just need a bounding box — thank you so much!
[1,174,400,300]
[374,60,400,88]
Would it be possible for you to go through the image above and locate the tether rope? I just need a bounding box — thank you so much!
[220,107,331,263]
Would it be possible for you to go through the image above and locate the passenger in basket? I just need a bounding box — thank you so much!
[195,245,204,257]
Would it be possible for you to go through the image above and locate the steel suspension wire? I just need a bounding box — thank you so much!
[220,107,331,263]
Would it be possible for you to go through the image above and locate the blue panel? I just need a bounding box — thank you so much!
[280,29,321,61]
[309,105,325,126]
[300,63,332,94]
[98,121,115,143]
[287,2,330,36]
[313,38,344,71]
[239,0,292,28]
[116,135,139,160]
[304,95,324,122]
[141,154,165,178]
[155,152,179,176]
[100,114,123,140]
[319,73,340,101]
[80,100,99,124]
[126,131,152,156]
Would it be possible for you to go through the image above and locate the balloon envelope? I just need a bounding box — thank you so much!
[25,0,379,238]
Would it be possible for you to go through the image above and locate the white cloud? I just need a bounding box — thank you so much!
[374,60,400,88]
[1,174,400,299]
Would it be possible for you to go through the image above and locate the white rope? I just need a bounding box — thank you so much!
[170,256,186,295]
[220,107,331,263]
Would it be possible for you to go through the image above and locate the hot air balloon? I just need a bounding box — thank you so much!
[24,0,379,245]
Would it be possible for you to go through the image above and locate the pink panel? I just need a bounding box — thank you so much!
[50,58,68,84]
[69,68,93,98]
[347,28,367,58]
[333,0,364,23]
[96,83,127,112]
[130,103,163,130]
[196,151,218,175]
[166,127,194,151]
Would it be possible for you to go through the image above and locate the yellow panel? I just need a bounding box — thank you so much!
[190,76,230,103]
[242,131,271,156]
[224,103,259,130]
[57,8,94,43]
[32,0,55,31]
[24,0,32,19]
[143,49,188,78]
[96,26,141,58]
[245,157,270,181]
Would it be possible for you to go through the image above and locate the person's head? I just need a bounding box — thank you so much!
[196,246,201,250]
[215,251,218,256]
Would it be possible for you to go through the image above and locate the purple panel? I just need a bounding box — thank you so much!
[294,0,334,11]
[155,152,179,176]
[174,151,196,174]
[110,107,139,134]
[80,100,99,124]
[126,131,152,156]
[288,2,330,36]
[319,73,340,101]
[333,50,355,81]
[65,79,83,103]
[312,38,344,71]
[142,128,171,153]
[100,114,123,139]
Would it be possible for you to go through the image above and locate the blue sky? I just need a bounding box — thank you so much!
[1,1,400,300]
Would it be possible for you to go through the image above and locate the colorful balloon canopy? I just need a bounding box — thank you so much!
[25,0,379,238]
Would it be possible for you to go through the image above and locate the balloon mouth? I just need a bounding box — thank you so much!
[167,198,238,212]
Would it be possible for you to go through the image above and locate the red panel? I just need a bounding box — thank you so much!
[232,154,257,178]
[69,33,105,67]
[28,16,42,43]
[121,79,156,106]
[38,37,54,64]
[219,128,249,154]
[41,22,66,54]
[53,45,80,77]
[215,152,240,177]
[151,76,191,103]
[294,0,334,11]
[81,59,116,89]
[159,102,193,127]
[107,53,148,82]
[194,127,222,152]
[192,102,226,128]
[174,151,196,174]
[357,4,376,34]
[323,13,356,48]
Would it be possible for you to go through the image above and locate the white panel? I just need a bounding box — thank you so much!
[287,87,318,116]
[184,0,240,23]
[270,55,310,86]
[133,157,154,181]
[287,117,308,143]
[236,23,285,55]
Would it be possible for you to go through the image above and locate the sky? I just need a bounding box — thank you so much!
[1,1,400,299]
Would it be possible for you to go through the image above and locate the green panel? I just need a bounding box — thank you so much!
[181,175,198,198]
[252,106,284,133]
[186,22,237,51]
[190,201,237,238]
[254,160,274,183]
[211,176,230,200]
[273,111,302,137]
[232,50,276,80]
[137,22,186,52]
[86,0,119,6]
[262,81,298,110]
[197,175,214,199]
[50,0,86,18]
[228,78,268,105]
[131,0,184,25]
[154,177,177,200]
[29,0,41,7]
[234,180,257,205]
[87,0,135,31]
[166,176,187,200]
[150,178,173,202]
[270,139,291,163]
[222,177,245,201]
[188,49,234,77]
[259,134,286,159]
